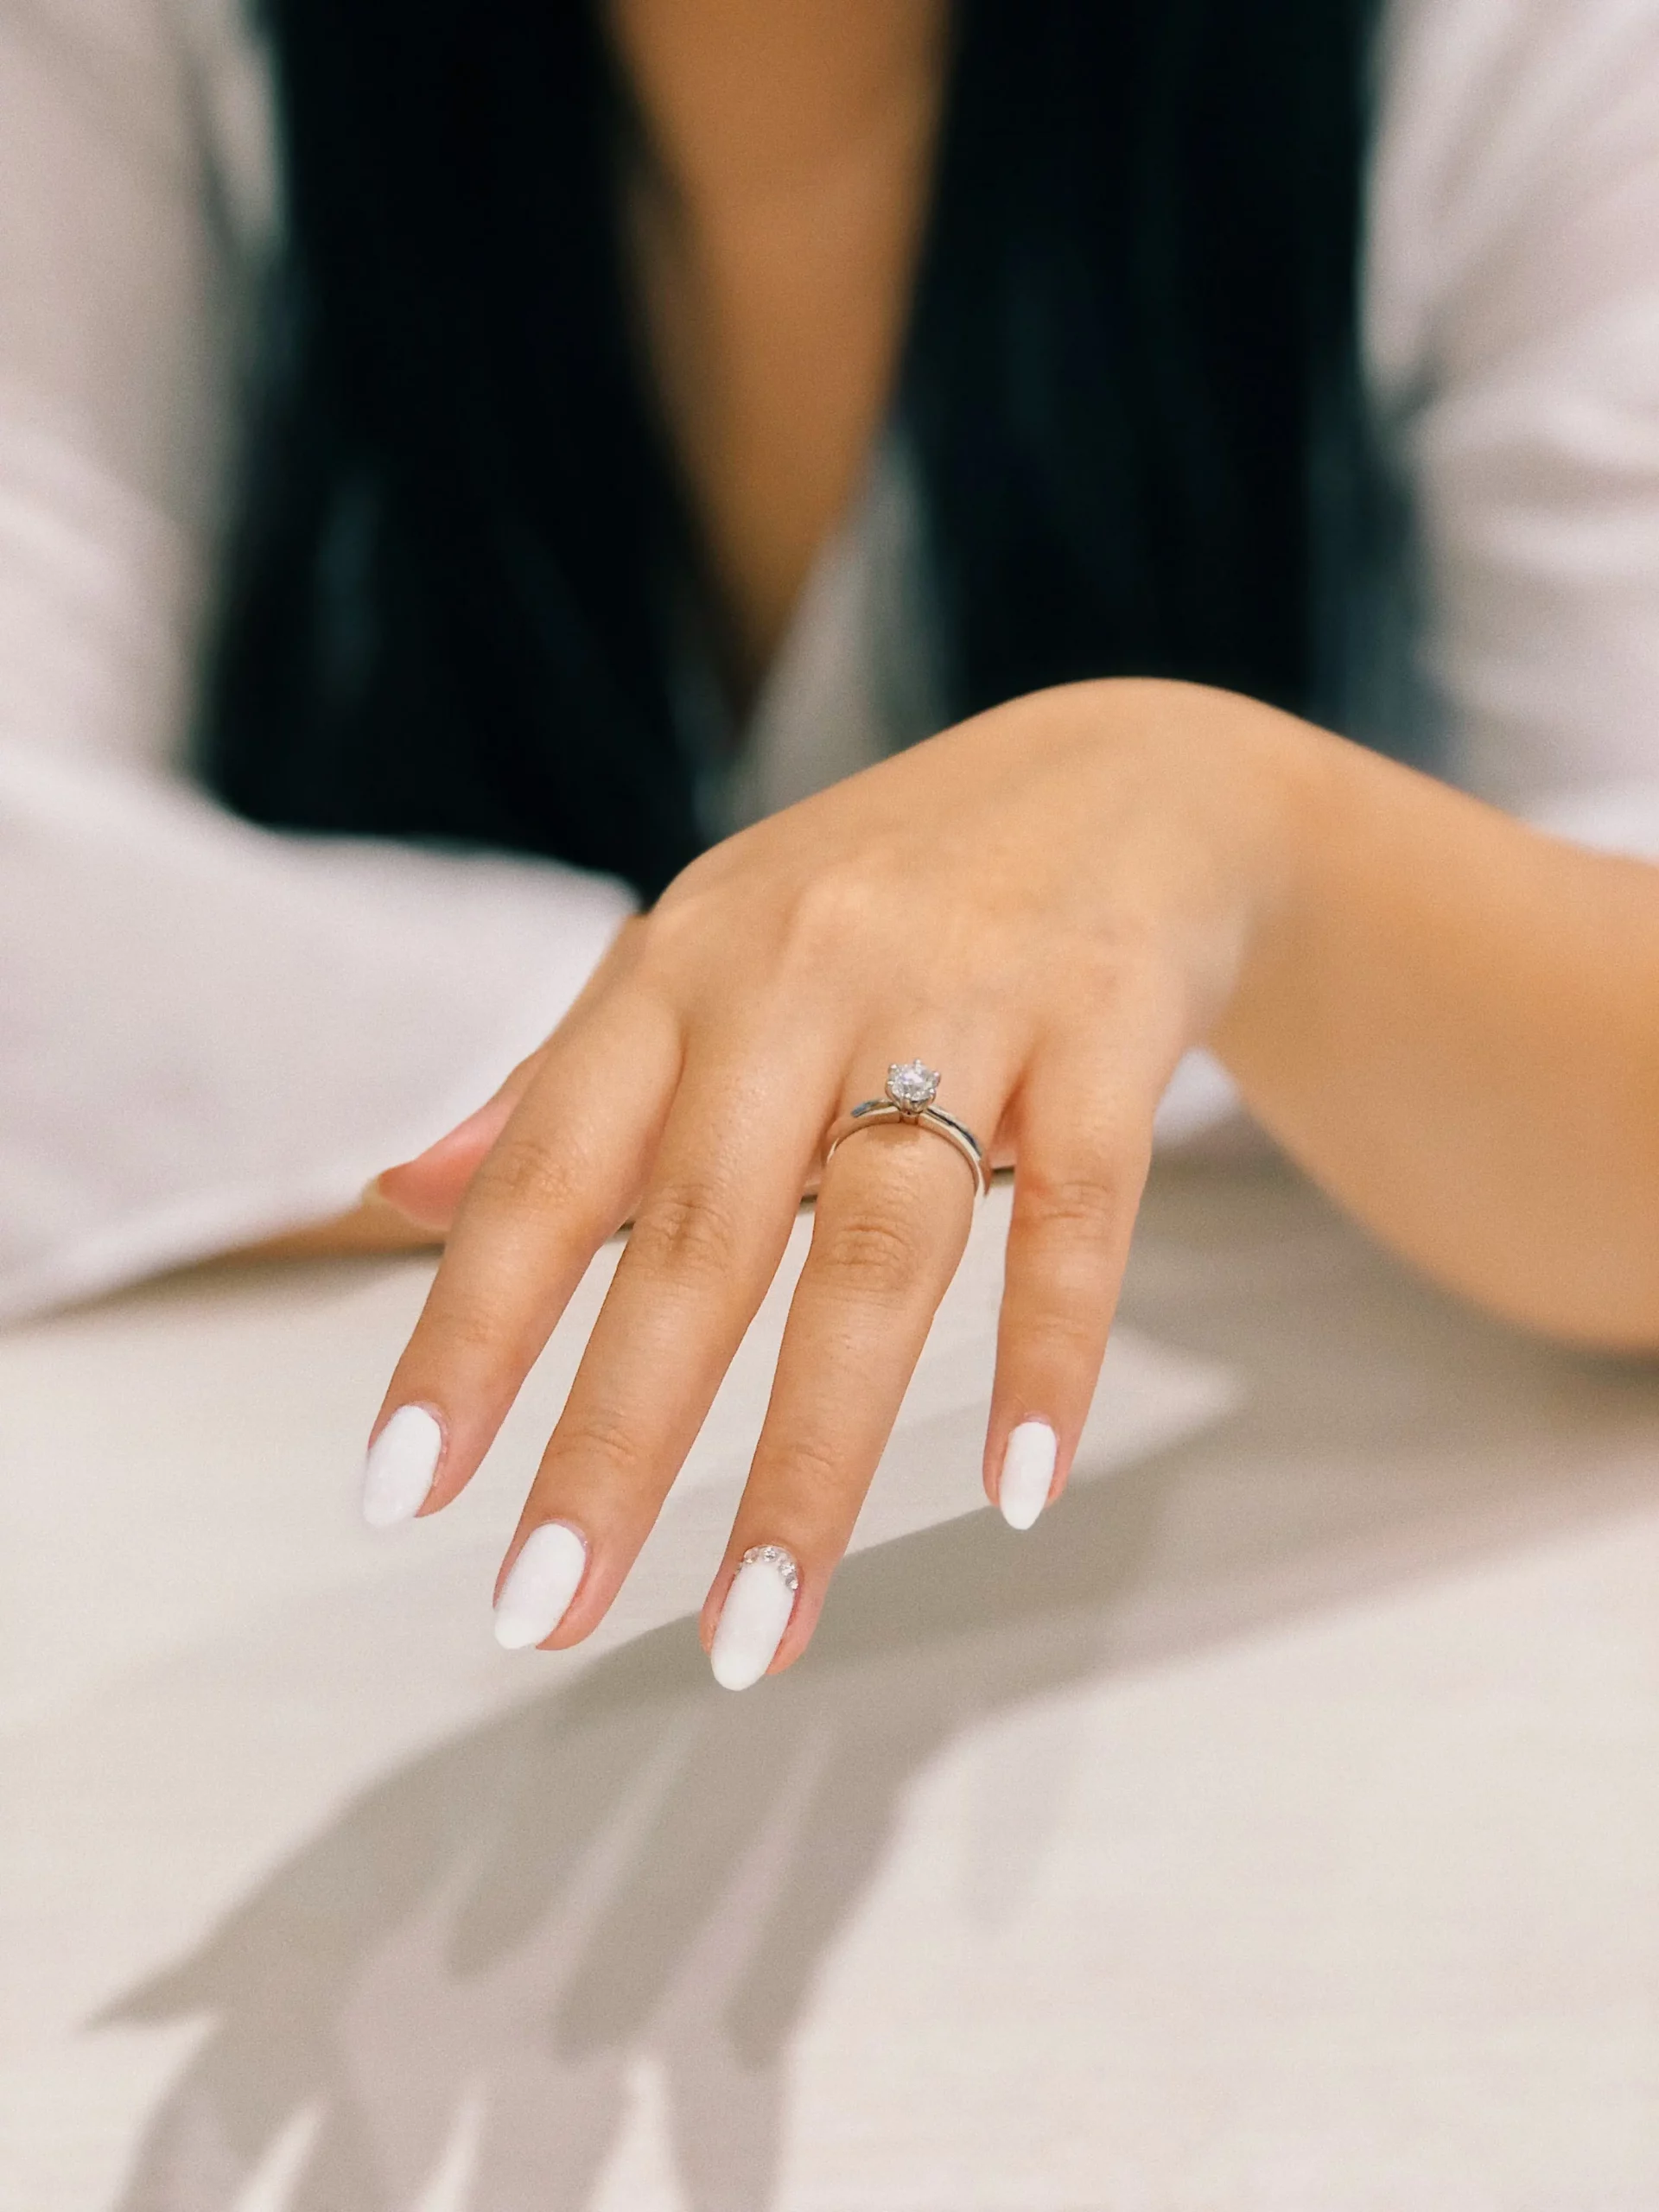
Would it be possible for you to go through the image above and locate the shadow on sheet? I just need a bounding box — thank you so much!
[99,1167,1659,2212]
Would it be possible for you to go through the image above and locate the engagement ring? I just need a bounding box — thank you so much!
[823,1061,989,1198]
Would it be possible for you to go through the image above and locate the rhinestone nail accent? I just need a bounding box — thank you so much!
[741,1543,800,1593]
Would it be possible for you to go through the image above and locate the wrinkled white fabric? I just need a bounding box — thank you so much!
[2,0,1657,1318]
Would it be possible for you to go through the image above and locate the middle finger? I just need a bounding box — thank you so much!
[489,1026,842,1651]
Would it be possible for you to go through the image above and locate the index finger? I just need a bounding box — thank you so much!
[359,988,680,1527]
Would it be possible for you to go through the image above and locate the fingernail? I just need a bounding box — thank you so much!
[493,1522,588,1649]
[710,1545,799,1691]
[998,1420,1057,1530]
[412,1097,500,1165]
[361,1405,442,1527]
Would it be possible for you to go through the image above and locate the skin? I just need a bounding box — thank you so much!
[248,0,943,1261]
[283,2,1659,1669]
[370,683,1659,1678]
[615,0,950,690]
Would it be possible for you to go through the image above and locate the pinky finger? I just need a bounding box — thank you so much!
[984,1054,1157,1531]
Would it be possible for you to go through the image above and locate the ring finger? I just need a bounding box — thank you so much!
[700,1051,1009,1688]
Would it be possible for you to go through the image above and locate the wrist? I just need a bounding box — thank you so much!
[997,675,1335,1059]
[1204,693,1353,1087]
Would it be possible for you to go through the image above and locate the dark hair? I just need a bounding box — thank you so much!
[200,0,1379,900]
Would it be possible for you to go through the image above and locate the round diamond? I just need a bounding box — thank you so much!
[886,1059,940,1110]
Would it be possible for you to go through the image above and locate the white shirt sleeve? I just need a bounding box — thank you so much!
[8,0,1658,1286]
[1369,0,1659,860]
[1158,0,1659,1148]
[0,0,633,1321]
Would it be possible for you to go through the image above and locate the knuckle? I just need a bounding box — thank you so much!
[423,1283,518,1363]
[816,1202,932,1303]
[1019,1297,1109,1363]
[474,1129,584,1217]
[545,1407,650,1482]
[626,1176,746,1286]
[779,859,884,965]
[632,887,711,975]
[1020,1167,1126,1242]
[766,1427,849,1510]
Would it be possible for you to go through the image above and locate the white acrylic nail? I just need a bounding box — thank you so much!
[999,1420,1057,1530]
[361,1405,442,1527]
[710,1546,799,1691]
[493,1523,588,1650]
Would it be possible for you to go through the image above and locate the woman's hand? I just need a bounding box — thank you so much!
[363,677,1313,1683]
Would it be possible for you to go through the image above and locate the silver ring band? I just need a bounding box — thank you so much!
[823,1061,990,1200]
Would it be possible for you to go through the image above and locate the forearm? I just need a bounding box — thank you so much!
[0,741,632,1319]
[1216,712,1659,1348]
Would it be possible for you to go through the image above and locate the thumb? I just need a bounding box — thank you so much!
[370,1049,545,1232]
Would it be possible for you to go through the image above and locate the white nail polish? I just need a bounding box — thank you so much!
[493,1523,588,1650]
[361,1405,442,1527]
[999,1420,1057,1530]
[710,1546,799,1691]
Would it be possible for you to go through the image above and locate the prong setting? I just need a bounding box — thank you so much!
[885,1059,941,1118]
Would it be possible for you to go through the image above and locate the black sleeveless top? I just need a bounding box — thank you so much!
[200,0,1382,900]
